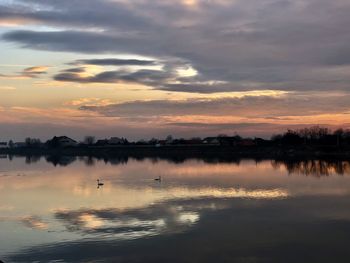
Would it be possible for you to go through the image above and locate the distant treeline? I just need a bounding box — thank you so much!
[1,126,350,149]
[271,127,350,146]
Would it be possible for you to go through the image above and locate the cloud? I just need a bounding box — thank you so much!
[0,86,16,90]
[64,98,112,107]
[79,92,350,119]
[0,0,152,30]
[0,65,49,79]
[54,59,201,92]
[73,58,158,66]
[0,91,349,140]
[54,68,173,84]
[73,92,350,137]
[61,67,86,73]
[2,0,350,93]
[22,66,48,76]
[1,0,350,139]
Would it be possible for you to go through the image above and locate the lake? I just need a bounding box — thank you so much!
[1,156,350,262]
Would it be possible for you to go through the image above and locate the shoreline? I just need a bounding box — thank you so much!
[1,145,350,160]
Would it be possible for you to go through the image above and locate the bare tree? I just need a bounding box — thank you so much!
[84,136,96,145]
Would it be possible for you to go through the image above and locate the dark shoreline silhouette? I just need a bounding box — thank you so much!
[1,126,350,163]
[1,144,350,159]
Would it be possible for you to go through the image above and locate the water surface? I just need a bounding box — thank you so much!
[1,156,350,262]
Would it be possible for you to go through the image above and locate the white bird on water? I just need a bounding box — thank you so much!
[97,179,104,187]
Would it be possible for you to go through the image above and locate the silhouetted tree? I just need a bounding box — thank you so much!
[25,137,41,147]
[84,136,95,145]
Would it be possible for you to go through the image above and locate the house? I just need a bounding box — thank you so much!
[203,136,242,146]
[237,139,256,147]
[13,142,26,148]
[46,136,77,148]
[148,138,159,145]
[218,136,243,146]
[136,139,148,145]
[155,140,167,147]
[254,138,271,146]
[181,139,203,145]
[108,137,127,145]
[57,136,77,147]
[203,137,220,145]
[95,139,109,146]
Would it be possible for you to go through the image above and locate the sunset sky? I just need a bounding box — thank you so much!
[1,0,350,141]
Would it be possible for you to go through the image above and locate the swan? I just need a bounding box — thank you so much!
[97,179,104,186]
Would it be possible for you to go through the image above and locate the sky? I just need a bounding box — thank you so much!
[0,0,350,141]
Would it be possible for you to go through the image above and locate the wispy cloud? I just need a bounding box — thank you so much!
[72,58,158,66]
[79,92,350,119]
[0,86,16,90]
[0,66,49,79]
[64,98,113,107]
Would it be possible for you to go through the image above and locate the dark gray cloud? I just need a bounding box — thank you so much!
[54,68,174,85]
[2,30,132,54]
[54,59,194,90]
[0,0,154,30]
[62,67,85,73]
[79,93,350,118]
[2,0,350,93]
[73,58,157,66]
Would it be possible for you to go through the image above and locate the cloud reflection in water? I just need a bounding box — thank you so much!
[53,186,286,242]
[1,157,350,263]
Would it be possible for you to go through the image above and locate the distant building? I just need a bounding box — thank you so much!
[254,138,270,146]
[172,139,203,145]
[165,135,174,145]
[203,136,245,146]
[156,140,167,147]
[0,142,7,148]
[238,139,256,146]
[136,139,148,145]
[218,136,243,146]
[95,139,109,146]
[13,142,26,148]
[108,137,127,145]
[57,136,77,147]
[203,137,220,145]
[47,136,77,148]
[148,138,159,145]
